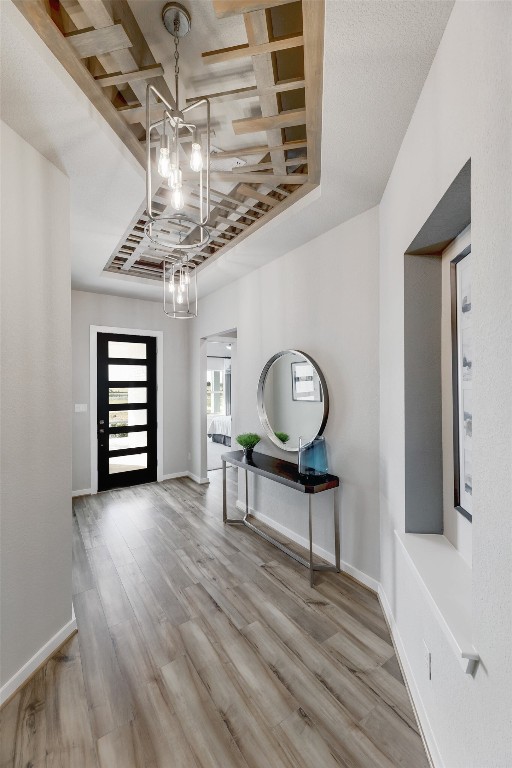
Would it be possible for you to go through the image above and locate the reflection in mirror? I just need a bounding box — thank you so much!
[258,351,328,452]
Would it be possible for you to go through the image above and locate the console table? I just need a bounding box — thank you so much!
[222,450,340,587]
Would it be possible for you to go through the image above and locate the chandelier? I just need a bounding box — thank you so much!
[162,255,197,318]
[145,2,211,318]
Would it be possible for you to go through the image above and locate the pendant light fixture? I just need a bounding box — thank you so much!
[163,254,197,319]
[145,2,211,318]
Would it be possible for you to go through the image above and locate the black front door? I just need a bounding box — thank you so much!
[97,333,157,491]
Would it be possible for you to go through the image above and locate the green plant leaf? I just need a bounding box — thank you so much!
[236,433,261,449]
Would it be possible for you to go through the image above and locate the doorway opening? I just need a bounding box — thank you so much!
[203,331,237,474]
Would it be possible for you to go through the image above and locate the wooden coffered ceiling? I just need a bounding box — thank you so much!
[14,0,324,282]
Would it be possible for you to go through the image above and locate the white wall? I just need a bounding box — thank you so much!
[71,290,190,492]
[0,122,73,692]
[191,206,380,586]
[379,2,512,766]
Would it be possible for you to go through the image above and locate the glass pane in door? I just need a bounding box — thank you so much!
[108,341,147,359]
[109,432,147,451]
[109,409,147,428]
[109,387,147,405]
[108,364,147,381]
[109,453,148,474]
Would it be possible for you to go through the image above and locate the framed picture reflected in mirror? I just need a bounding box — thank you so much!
[291,361,323,402]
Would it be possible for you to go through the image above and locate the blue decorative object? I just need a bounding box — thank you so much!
[298,436,328,478]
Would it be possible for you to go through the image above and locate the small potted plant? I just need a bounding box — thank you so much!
[275,432,289,445]
[236,433,261,460]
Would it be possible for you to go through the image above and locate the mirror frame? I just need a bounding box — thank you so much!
[257,350,329,452]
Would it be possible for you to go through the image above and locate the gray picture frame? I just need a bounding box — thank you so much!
[450,244,472,522]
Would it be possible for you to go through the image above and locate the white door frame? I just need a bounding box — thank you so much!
[89,325,164,494]
[201,332,237,479]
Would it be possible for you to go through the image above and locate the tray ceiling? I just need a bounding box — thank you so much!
[14,0,323,284]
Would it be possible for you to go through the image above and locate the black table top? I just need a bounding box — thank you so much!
[221,450,339,494]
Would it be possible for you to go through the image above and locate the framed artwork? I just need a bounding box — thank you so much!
[291,361,322,402]
[451,245,472,521]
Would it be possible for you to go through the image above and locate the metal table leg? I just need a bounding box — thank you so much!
[334,487,340,572]
[308,495,314,587]
[222,459,227,523]
[245,467,249,520]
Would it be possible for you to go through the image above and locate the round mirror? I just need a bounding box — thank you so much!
[257,350,329,452]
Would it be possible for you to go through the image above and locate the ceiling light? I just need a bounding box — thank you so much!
[163,257,197,319]
[146,2,212,319]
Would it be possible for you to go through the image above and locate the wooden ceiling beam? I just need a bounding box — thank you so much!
[244,10,286,176]
[233,156,307,173]
[64,23,131,58]
[202,35,303,65]
[190,189,264,217]
[265,77,306,94]
[213,0,294,18]
[236,185,282,207]
[182,171,307,185]
[215,215,250,230]
[233,108,307,135]
[303,0,325,184]
[186,85,258,104]
[11,0,145,167]
[95,64,164,88]
[185,78,305,106]
[118,103,165,125]
[212,139,307,159]
[189,198,259,222]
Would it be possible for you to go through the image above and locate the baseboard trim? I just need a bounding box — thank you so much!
[162,472,188,481]
[163,471,210,485]
[340,559,379,593]
[187,472,210,485]
[0,613,77,707]
[234,501,379,593]
[378,586,442,768]
[74,472,210,493]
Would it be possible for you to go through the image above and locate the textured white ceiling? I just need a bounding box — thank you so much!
[0,0,454,302]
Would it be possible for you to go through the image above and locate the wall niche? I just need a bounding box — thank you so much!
[404,160,471,533]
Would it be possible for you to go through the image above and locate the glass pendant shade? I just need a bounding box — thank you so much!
[163,257,197,319]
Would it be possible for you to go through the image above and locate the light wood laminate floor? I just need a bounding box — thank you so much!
[1,470,429,768]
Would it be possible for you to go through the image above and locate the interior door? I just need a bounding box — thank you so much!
[97,332,157,491]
